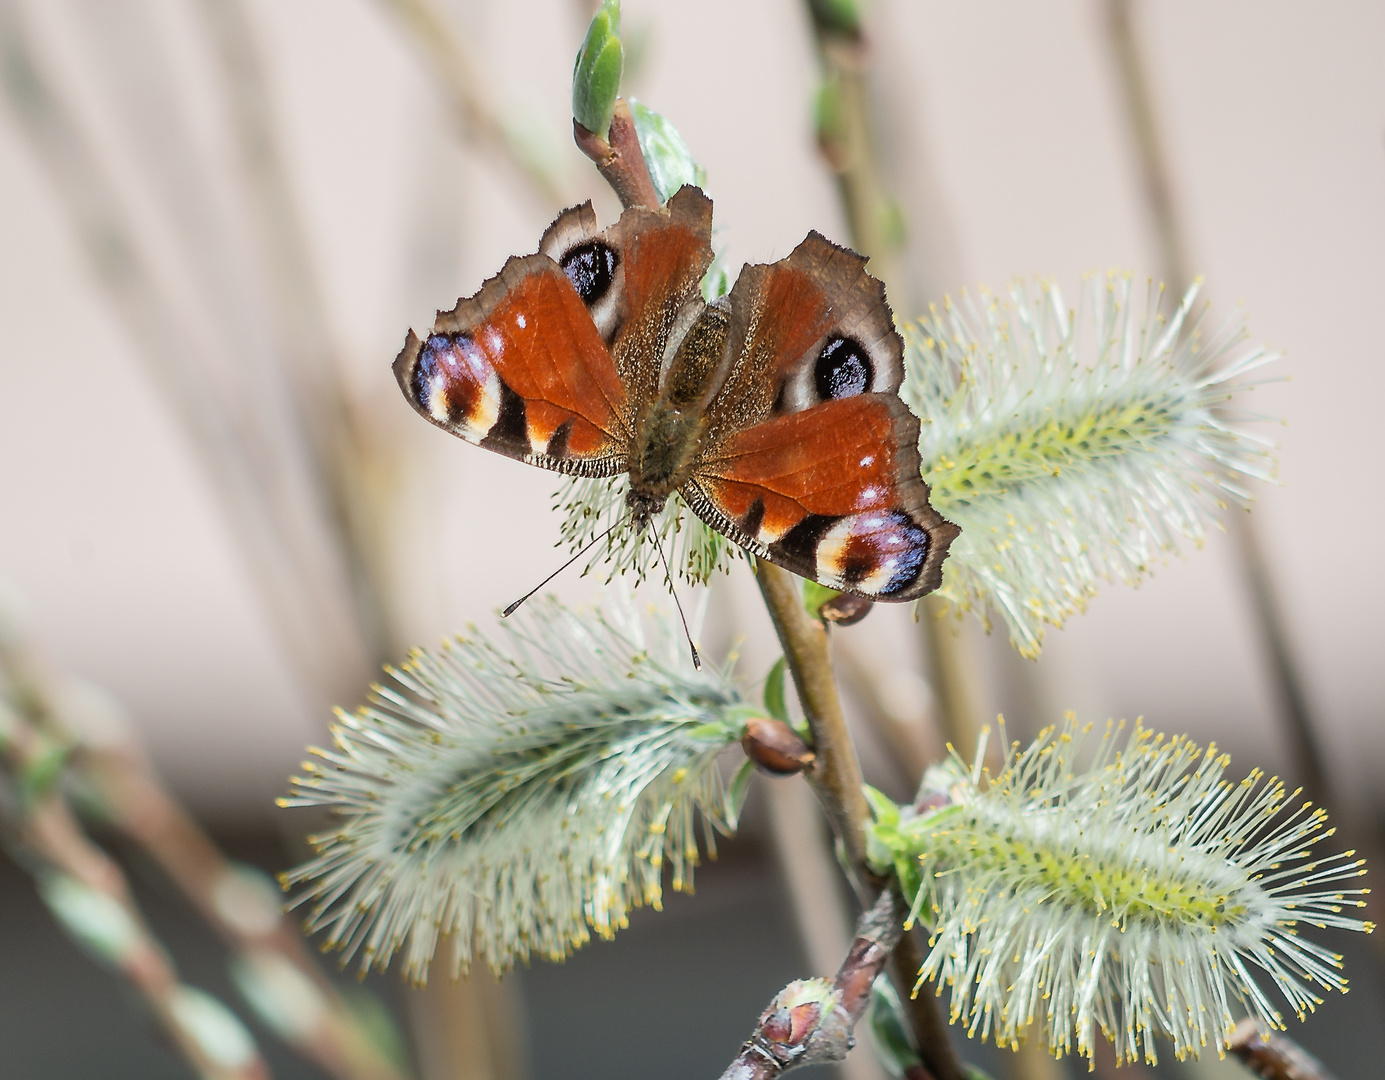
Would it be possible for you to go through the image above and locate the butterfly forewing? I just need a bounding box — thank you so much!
[394,254,631,475]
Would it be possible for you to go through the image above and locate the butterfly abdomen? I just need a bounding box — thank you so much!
[626,300,733,522]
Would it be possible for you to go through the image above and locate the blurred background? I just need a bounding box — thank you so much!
[0,0,1381,1078]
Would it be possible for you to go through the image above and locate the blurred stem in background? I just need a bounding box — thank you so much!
[797,3,1017,1078]
[802,6,1041,1076]
[0,623,409,1080]
[1,641,271,1080]
[1099,0,1385,957]
[379,0,570,214]
[1101,0,1326,801]
[0,0,527,1074]
[801,0,1000,776]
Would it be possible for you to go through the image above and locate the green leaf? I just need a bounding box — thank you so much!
[865,979,923,1077]
[801,580,840,619]
[808,0,864,37]
[571,0,623,138]
[863,784,900,827]
[727,759,755,828]
[762,657,789,724]
[628,99,705,204]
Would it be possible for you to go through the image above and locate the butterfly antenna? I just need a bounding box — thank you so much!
[649,524,702,671]
[502,520,622,618]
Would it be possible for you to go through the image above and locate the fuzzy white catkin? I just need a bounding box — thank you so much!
[905,273,1277,656]
[878,718,1372,1066]
[280,597,747,982]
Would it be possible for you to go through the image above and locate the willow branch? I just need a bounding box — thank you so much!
[0,705,269,1080]
[0,0,372,705]
[0,623,410,1080]
[573,98,662,211]
[719,888,908,1080]
[755,563,872,882]
[1228,1020,1339,1080]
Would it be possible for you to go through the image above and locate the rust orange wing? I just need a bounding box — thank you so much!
[685,229,958,601]
[394,187,714,478]
[394,252,630,475]
[685,395,956,600]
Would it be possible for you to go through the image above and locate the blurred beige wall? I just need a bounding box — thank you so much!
[0,0,1380,819]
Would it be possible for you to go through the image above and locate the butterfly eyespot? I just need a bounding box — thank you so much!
[815,336,872,400]
[560,241,619,306]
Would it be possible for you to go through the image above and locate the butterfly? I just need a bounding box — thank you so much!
[393,185,958,603]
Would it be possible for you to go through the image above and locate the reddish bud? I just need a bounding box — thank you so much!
[741,716,815,776]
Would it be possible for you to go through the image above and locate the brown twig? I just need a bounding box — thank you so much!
[755,564,873,883]
[754,565,963,1080]
[0,622,410,1080]
[1228,1019,1339,1080]
[0,703,269,1080]
[573,99,662,211]
[719,889,908,1080]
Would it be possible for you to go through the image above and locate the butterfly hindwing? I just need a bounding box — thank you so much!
[394,255,630,475]
[686,394,956,601]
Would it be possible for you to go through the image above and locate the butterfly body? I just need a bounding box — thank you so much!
[395,186,958,601]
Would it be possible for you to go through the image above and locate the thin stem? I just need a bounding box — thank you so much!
[1228,1019,1339,1080]
[573,99,662,211]
[754,563,871,883]
[755,565,964,1080]
[718,888,909,1080]
[1,706,269,1080]
[798,6,977,1075]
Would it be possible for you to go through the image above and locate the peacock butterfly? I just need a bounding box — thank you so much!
[393,185,958,602]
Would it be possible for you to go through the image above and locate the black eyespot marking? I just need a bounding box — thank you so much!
[814,336,872,401]
[560,241,618,306]
[775,514,836,569]
[741,498,766,540]
[873,512,929,597]
[481,380,527,452]
[412,337,444,409]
